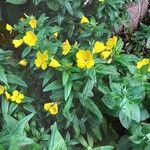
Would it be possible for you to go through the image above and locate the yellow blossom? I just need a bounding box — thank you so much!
[80,16,89,24]
[106,36,117,50]
[53,32,58,38]
[5,91,11,100]
[49,103,58,115]
[29,19,37,29]
[6,24,13,32]
[136,58,149,70]
[92,41,106,54]
[18,59,27,66]
[49,58,61,68]
[44,102,58,115]
[62,40,71,55]
[76,50,94,69]
[34,50,48,70]
[44,102,54,111]
[0,85,5,95]
[12,39,23,48]
[23,31,37,47]
[100,50,112,59]
[11,90,24,104]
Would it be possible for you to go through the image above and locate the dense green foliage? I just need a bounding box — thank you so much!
[0,0,150,150]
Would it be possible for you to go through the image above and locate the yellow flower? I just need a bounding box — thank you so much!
[62,40,71,55]
[49,58,61,68]
[6,24,13,32]
[53,32,58,38]
[12,39,23,48]
[29,19,37,29]
[76,50,94,69]
[23,31,37,47]
[49,103,58,115]
[106,36,117,50]
[80,16,89,24]
[92,41,106,54]
[136,58,149,70]
[0,85,5,95]
[44,102,58,115]
[5,91,11,100]
[18,59,27,66]
[44,102,54,111]
[100,50,112,59]
[34,50,48,70]
[11,90,24,104]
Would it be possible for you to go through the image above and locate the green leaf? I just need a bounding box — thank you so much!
[43,80,63,92]
[82,79,95,99]
[110,82,122,95]
[18,137,34,146]
[96,64,119,75]
[102,93,119,110]
[2,98,9,115]
[121,98,140,122]
[22,47,31,58]
[6,0,27,5]
[46,0,60,11]
[127,85,145,101]
[119,110,132,129]
[93,146,114,150]
[6,75,28,87]
[24,143,42,150]
[62,71,69,86]
[48,122,67,150]
[146,36,150,49]
[32,0,42,5]
[65,1,73,15]
[9,136,19,150]
[0,68,8,86]
[115,38,124,53]
[17,114,34,134]
[64,82,72,101]
[89,123,102,141]
[80,98,103,123]
[40,70,54,87]
[78,135,88,147]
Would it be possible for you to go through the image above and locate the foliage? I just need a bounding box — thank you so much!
[0,0,150,150]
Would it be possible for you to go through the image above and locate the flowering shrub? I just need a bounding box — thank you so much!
[0,0,150,150]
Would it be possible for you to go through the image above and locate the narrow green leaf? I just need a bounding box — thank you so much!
[22,47,31,58]
[80,98,103,123]
[43,80,62,92]
[6,0,27,5]
[65,1,73,15]
[64,82,72,101]
[48,122,67,150]
[6,75,28,87]
[62,71,69,86]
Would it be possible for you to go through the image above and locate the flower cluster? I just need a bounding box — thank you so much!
[0,85,24,104]
[136,58,150,72]
[93,36,118,59]
[6,18,38,48]
[12,31,37,48]
[44,102,58,115]
[34,50,61,70]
